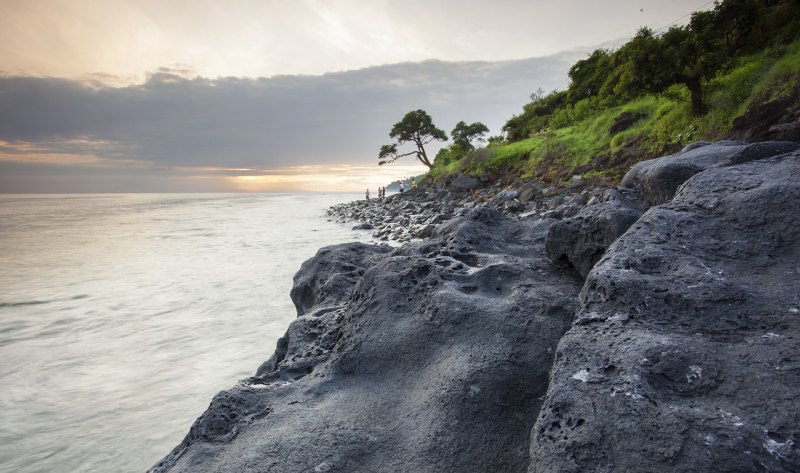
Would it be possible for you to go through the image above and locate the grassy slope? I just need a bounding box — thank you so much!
[430,38,800,185]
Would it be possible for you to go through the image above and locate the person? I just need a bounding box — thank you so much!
[412,180,417,190]
[365,188,370,201]
[399,183,404,193]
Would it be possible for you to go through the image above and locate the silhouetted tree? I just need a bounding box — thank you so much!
[379,110,447,169]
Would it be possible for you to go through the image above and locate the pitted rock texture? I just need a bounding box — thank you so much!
[530,154,800,473]
[621,140,799,206]
[545,187,647,279]
[150,207,583,473]
[152,143,800,473]
[289,242,391,317]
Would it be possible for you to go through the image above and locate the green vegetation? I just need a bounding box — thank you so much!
[379,109,448,169]
[423,0,800,185]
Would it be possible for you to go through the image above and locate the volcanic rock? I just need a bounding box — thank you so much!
[621,140,799,206]
[530,153,800,472]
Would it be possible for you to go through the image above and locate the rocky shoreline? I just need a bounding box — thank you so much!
[150,140,800,472]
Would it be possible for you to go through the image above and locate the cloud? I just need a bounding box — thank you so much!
[0,50,587,191]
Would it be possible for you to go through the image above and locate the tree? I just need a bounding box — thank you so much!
[379,110,447,169]
[616,26,726,115]
[450,121,489,150]
[566,48,614,103]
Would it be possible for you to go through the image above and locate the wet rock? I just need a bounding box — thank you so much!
[531,153,800,473]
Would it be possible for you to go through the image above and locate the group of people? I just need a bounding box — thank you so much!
[366,186,388,201]
[365,181,416,201]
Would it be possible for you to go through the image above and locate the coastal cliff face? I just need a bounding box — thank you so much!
[150,141,799,472]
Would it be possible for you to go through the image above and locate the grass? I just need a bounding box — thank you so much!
[431,38,800,185]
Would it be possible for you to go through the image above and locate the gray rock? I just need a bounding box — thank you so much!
[569,175,586,188]
[151,208,584,473]
[545,188,646,279]
[530,153,800,473]
[542,186,559,197]
[288,243,391,317]
[450,174,481,191]
[621,140,799,206]
[681,140,713,152]
[518,187,538,202]
[498,189,520,201]
[542,209,562,219]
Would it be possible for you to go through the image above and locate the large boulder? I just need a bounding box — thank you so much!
[621,140,799,206]
[289,243,391,317]
[450,174,481,192]
[150,208,583,473]
[530,153,800,472]
[545,188,647,278]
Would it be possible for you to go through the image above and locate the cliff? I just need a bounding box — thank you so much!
[150,141,800,472]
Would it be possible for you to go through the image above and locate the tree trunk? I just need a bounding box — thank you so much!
[416,143,433,168]
[685,77,708,115]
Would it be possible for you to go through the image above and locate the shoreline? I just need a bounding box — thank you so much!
[151,140,800,473]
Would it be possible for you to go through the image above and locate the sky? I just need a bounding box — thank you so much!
[0,0,714,192]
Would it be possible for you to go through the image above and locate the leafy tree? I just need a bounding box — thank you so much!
[502,90,567,141]
[567,49,614,103]
[617,26,726,115]
[379,109,447,169]
[450,121,489,150]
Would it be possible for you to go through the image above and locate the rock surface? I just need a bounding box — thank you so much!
[151,143,800,473]
[530,153,800,472]
[150,208,583,473]
[545,187,647,278]
[621,140,798,206]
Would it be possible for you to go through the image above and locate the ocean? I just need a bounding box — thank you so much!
[0,193,368,473]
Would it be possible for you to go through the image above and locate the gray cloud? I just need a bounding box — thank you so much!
[0,50,586,174]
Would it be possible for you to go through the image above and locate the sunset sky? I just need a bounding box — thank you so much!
[0,0,713,192]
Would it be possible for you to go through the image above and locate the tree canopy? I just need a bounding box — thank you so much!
[451,121,489,151]
[501,0,800,141]
[379,110,447,169]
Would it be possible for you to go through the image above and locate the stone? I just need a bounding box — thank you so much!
[530,153,800,473]
[545,188,646,278]
[608,111,644,135]
[542,186,559,197]
[450,174,481,192]
[569,175,586,188]
[621,140,799,206]
[498,189,520,201]
[288,243,392,317]
[151,208,584,473]
[518,187,538,202]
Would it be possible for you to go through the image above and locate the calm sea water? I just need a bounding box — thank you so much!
[0,193,367,473]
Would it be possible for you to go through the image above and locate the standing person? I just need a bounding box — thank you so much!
[365,188,370,201]
[399,183,404,194]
